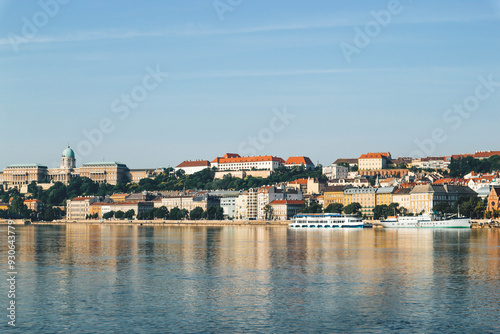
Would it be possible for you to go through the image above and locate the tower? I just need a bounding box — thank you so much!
[60,146,76,169]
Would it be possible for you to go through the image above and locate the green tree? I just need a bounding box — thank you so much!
[153,206,169,219]
[190,207,204,220]
[114,210,125,219]
[9,196,27,216]
[103,211,115,220]
[263,204,274,220]
[373,205,388,220]
[344,202,361,215]
[324,203,343,213]
[215,207,224,220]
[124,209,135,219]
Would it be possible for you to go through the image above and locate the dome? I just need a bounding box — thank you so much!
[62,146,75,158]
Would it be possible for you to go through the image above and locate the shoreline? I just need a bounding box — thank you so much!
[0,219,290,226]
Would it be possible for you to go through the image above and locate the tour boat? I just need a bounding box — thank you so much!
[380,214,470,228]
[289,213,364,228]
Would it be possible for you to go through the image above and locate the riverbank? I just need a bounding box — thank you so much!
[0,219,290,226]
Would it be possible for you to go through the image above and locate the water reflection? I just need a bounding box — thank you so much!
[0,226,499,333]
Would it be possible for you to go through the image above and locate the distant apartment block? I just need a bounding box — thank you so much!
[322,164,348,179]
[66,196,101,221]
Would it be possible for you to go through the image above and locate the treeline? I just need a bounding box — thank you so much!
[90,206,225,221]
[449,155,500,178]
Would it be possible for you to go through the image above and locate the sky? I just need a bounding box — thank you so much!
[0,0,499,169]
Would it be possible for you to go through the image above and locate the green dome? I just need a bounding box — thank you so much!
[62,146,75,158]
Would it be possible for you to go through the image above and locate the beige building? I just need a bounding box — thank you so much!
[235,188,258,220]
[24,199,43,212]
[269,200,304,220]
[392,188,412,212]
[358,152,391,170]
[2,164,48,187]
[100,201,154,218]
[409,184,477,214]
[79,162,129,185]
[66,196,101,220]
[323,185,350,208]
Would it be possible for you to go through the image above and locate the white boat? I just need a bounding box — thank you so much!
[380,214,470,228]
[289,213,364,228]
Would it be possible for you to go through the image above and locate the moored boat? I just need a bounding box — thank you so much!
[380,214,470,228]
[289,213,364,228]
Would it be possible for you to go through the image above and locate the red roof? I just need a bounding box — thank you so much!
[211,153,241,163]
[433,178,466,185]
[289,178,308,185]
[474,151,500,159]
[24,199,41,203]
[285,156,314,166]
[359,152,390,159]
[212,155,285,164]
[176,160,210,168]
[269,200,305,205]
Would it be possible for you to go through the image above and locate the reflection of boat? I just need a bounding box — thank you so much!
[380,214,470,228]
[289,213,364,228]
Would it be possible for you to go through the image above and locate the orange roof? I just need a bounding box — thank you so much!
[24,199,42,203]
[176,160,210,168]
[359,152,390,159]
[474,151,500,159]
[211,153,241,163]
[289,178,308,185]
[269,200,304,205]
[285,156,314,165]
[213,155,285,164]
[70,197,94,201]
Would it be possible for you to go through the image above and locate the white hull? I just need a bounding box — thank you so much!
[290,214,364,228]
[381,215,470,228]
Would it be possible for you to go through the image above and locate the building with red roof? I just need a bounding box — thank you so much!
[175,160,211,175]
[358,152,391,170]
[284,156,315,170]
[211,153,285,171]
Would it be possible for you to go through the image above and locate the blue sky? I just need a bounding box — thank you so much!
[1,0,499,169]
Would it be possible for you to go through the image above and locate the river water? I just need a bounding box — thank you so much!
[1,225,499,333]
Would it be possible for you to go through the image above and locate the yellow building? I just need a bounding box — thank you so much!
[323,186,348,208]
[109,193,130,202]
[344,187,377,217]
[0,201,8,210]
[375,187,395,206]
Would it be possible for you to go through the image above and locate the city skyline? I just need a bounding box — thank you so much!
[1,0,500,169]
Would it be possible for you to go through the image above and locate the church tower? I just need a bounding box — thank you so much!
[60,146,76,169]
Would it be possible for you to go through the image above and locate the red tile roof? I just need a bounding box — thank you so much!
[212,155,285,164]
[24,199,41,203]
[285,156,314,166]
[359,152,390,159]
[176,160,210,168]
[474,151,500,159]
[289,178,308,185]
